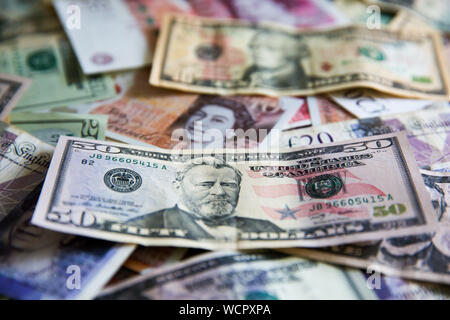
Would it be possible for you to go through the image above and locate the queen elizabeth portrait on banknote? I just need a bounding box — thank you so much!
[168,95,256,149]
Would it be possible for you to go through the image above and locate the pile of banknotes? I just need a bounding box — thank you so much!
[0,0,449,300]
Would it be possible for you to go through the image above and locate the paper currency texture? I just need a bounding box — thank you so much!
[98,251,376,300]
[150,14,450,99]
[0,186,134,300]
[0,122,53,223]
[31,133,435,250]
[0,73,31,120]
[278,109,450,170]
[281,170,450,285]
[8,112,108,146]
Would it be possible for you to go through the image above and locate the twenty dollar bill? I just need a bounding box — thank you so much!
[0,33,116,112]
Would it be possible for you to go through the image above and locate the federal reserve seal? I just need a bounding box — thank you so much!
[104,168,142,193]
[305,174,343,199]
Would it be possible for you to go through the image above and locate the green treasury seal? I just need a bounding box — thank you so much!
[306,174,343,199]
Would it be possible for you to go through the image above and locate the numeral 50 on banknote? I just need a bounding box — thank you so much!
[32,133,436,250]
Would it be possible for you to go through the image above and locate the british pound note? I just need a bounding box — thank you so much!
[0,122,53,223]
[368,0,450,32]
[278,109,450,170]
[124,0,348,29]
[307,96,355,126]
[329,88,448,118]
[57,68,298,149]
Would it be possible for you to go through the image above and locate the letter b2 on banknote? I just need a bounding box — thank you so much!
[32,133,435,250]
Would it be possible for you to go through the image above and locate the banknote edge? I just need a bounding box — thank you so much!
[279,247,450,285]
[0,74,31,120]
[31,133,437,248]
[149,14,449,99]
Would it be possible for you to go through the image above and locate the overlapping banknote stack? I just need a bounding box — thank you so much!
[0,0,449,300]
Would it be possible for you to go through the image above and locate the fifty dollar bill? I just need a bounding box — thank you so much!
[32,133,435,249]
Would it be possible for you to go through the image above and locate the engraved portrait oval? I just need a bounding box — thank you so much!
[305,174,343,199]
[195,44,222,61]
[104,168,142,193]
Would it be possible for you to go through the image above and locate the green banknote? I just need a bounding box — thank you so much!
[0,33,116,112]
[8,112,108,146]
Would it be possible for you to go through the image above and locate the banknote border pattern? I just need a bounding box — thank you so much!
[31,133,437,250]
[150,14,450,99]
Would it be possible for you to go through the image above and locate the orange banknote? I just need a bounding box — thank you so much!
[89,69,296,149]
[307,96,355,126]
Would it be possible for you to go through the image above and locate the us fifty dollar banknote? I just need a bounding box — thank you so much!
[150,14,450,99]
[32,133,435,250]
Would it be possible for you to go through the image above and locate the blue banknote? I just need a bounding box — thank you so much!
[0,186,134,300]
